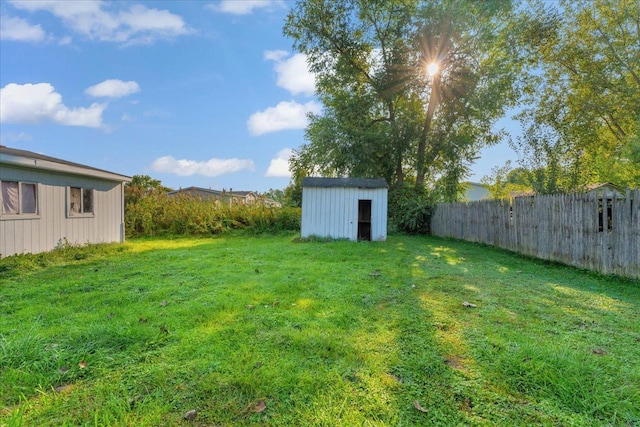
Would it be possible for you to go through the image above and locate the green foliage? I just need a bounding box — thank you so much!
[512,0,640,189]
[285,0,521,193]
[125,174,172,207]
[260,188,285,204]
[388,186,436,234]
[481,161,533,199]
[0,241,125,280]
[282,172,304,208]
[125,192,301,237]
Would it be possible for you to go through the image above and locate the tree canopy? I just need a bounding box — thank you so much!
[284,0,521,201]
[511,0,640,191]
[284,0,639,201]
[124,175,172,207]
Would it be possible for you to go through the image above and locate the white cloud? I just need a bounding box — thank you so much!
[85,79,140,98]
[0,131,33,144]
[0,16,45,42]
[8,0,189,45]
[265,148,293,177]
[265,51,315,96]
[207,0,284,15]
[150,155,255,177]
[264,50,288,61]
[247,100,321,136]
[0,83,105,128]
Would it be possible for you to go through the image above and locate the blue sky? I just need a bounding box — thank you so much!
[0,0,518,192]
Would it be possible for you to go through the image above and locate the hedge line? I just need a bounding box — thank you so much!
[125,193,300,237]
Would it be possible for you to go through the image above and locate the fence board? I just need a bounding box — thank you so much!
[431,190,640,279]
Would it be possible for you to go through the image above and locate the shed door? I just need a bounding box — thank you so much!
[357,199,372,241]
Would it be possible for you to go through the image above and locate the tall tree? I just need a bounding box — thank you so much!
[124,175,171,207]
[410,1,519,189]
[285,0,520,200]
[286,0,419,187]
[513,0,640,190]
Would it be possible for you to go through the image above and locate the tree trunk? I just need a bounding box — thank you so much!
[416,73,440,188]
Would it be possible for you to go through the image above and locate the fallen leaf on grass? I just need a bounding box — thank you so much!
[78,360,87,369]
[254,400,267,413]
[413,400,428,413]
[55,383,73,393]
[462,301,476,308]
[183,409,197,420]
[459,396,473,413]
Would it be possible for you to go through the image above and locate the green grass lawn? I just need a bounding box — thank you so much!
[1,233,639,426]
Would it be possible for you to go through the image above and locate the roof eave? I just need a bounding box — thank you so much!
[0,153,131,182]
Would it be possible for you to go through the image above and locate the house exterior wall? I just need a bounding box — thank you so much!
[464,183,490,201]
[301,186,388,241]
[1,164,125,257]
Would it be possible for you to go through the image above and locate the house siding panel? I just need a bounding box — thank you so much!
[0,164,126,257]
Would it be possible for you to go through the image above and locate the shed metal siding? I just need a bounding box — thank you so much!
[301,184,388,241]
[1,164,125,257]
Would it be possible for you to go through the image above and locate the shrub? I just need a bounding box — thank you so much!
[125,193,301,237]
[388,186,436,234]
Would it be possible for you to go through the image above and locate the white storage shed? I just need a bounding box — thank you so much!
[0,146,131,258]
[301,177,388,241]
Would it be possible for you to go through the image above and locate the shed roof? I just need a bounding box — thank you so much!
[0,145,131,182]
[302,177,388,189]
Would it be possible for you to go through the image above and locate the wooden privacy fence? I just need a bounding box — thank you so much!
[430,189,640,279]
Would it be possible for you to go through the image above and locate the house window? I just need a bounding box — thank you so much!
[0,180,39,217]
[68,187,94,217]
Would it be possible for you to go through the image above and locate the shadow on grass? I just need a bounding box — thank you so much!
[2,234,639,426]
[408,235,640,425]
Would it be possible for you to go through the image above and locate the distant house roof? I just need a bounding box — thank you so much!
[167,187,255,198]
[0,145,131,182]
[583,182,625,192]
[167,186,283,205]
[510,182,627,198]
[302,177,389,189]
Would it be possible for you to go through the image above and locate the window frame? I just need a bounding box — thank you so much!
[67,186,95,218]
[0,180,40,220]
